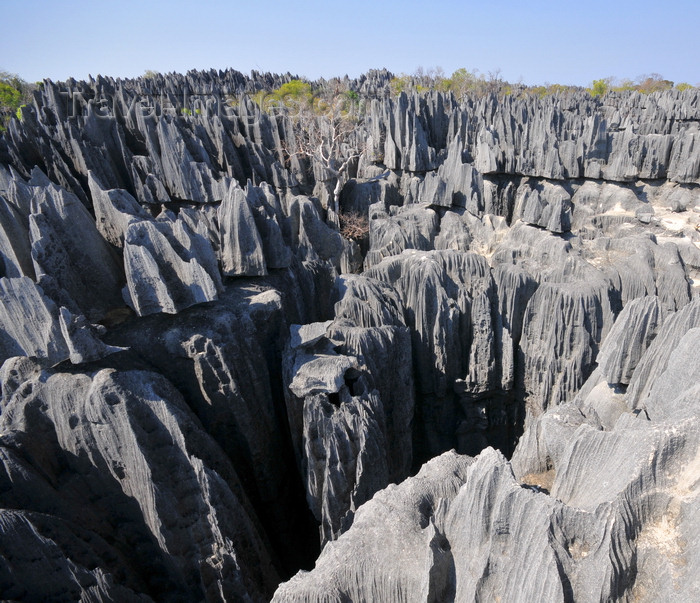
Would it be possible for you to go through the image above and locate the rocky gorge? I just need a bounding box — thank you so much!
[0,68,699,601]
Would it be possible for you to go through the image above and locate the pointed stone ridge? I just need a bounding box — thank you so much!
[626,298,700,411]
[513,179,572,233]
[595,295,664,386]
[363,249,508,460]
[0,194,35,279]
[0,68,699,600]
[27,171,124,320]
[275,409,700,602]
[122,211,223,316]
[96,283,315,578]
[519,279,615,416]
[0,359,279,601]
[272,451,475,602]
[332,274,406,328]
[364,203,440,269]
[244,181,291,269]
[218,182,268,276]
[87,171,151,248]
[284,303,416,547]
[419,135,485,215]
[325,321,415,483]
[0,276,123,367]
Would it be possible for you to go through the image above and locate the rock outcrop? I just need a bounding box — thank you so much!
[277,414,700,602]
[122,212,223,316]
[1,68,699,601]
[0,358,279,602]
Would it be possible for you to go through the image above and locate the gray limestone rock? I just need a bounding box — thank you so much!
[571,181,648,235]
[0,360,279,601]
[284,295,416,546]
[122,214,223,316]
[1,69,700,602]
[0,509,152,602]
[245,182,291,269]
[292,195,345,267]
[512,293,694,480]
[28,179,124,319]
[289,351,360,398]
[277,416,700,602]
[519,279,615,416]
[218,183,268,276]
[104,282,316,575]
[331,274,406,328]
[88,171,151,248]
[626,298,700,409]
[272,451,474,603]
[595,295,663,386]
[154,116,230,203]
[0,276,122,367]
[302,388,389,545]
[419,136,485,215]
[434,210,509,256]
[364,203,440,269]
[513,179,572,233]
[339,174,402,216]
[366,250,499,458]
[0,194,34,279]
[326,322,415,482]
[492,263,539,391]
[642,327,700,422]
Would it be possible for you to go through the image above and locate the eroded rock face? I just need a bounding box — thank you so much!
[276,412,700,603]
[283,312,415,547]
[1,69,699,601]
[122,213,223,316]
[0,359,279,602]
[272,451,475,603]
[28,177,124,319]
[218,183,268,276]
[0,276,122,366]
[626,298,700,412]
[519,279,615,416]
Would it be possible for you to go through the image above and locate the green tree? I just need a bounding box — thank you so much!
[0,75,24,131]
[0,71,37,131]
[271,79,313,104]
[589,78,610,97]
[0,81,21,110]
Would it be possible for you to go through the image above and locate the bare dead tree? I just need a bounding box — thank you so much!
[270,85,365,227]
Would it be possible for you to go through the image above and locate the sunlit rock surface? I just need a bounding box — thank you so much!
[1,68,699,601]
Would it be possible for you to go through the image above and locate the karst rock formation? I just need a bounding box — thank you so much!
[0,68,699,602]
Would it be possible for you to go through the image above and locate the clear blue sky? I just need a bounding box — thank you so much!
[2,0,698,87]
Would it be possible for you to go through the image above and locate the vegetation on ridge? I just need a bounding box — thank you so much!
[387,67,697,100]
[0,71,37,131]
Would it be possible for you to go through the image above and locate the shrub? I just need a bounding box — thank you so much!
[636,74,673,93]
[339,211,369,241]
[0,79,23,131]
[589,78,610,97]
[272,79,313,103]
[0,81,21,109]
[389,75,411,95]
